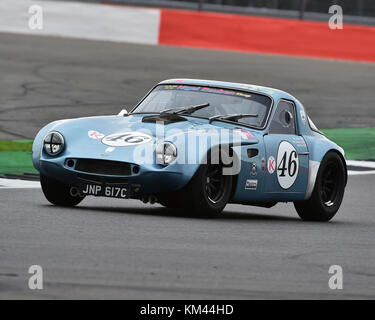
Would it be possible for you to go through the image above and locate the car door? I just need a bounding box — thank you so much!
[263,99,309,199]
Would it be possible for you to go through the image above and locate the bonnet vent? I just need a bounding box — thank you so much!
[142,113,187,125]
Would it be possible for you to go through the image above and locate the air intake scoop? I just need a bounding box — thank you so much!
[142,113,187,125]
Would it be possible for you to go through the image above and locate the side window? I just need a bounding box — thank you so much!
[269,100,296,135]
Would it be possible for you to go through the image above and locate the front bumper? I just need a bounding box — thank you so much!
[38,158,191,196]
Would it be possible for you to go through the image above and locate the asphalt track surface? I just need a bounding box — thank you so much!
[0,32,375,140]
[0,32,374,299]
[0,174,374,299]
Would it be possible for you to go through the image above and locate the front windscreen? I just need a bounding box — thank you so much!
[133,84,272,128]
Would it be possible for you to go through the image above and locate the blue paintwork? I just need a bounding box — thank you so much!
[32,79,346,202]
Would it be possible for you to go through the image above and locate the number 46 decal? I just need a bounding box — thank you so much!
[277,141,299,189]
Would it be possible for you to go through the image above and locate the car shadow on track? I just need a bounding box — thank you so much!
[55,204,303,222]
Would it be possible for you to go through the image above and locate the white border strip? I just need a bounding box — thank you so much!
[346,160,375,169]
[348,170,375,176]
[0,0,160,45]
[0,178,40,188]
[347,160,375,176]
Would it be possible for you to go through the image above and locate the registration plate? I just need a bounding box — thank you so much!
[81,184,129,199]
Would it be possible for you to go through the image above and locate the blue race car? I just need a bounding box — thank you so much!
[32,79,347,221]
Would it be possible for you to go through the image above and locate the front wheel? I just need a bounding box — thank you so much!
[40,174,85,207]
[294,152,346,221]
[183,163,233,217]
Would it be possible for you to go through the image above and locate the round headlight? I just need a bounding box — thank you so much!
[43,132,65,156]
[156,142,177,165]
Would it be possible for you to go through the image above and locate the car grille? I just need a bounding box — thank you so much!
[77,173,128,184]
[75,159,131,176]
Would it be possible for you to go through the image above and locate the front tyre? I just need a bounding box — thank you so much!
[294,152,346,222]
[184,163,233,217]
[40,174,85,207]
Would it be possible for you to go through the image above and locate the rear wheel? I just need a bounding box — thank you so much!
[40,174,84,207]
[294,152,346,221]
[184,162,233,217]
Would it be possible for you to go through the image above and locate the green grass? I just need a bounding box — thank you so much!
[0,151,37,175]
[321,127,375,161]
[0,140,37,175]
[0,128,374,176]
[0,140,33,152]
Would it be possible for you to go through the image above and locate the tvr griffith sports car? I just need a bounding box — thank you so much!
[32,79,347,221]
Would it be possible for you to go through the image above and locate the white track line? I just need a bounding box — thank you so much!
[346,160,375,168]
[348,170,375,176]
[0,178,40,188]
[346,160,375,175]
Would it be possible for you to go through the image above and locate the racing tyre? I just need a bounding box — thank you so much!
[40,174,84,207]
[294,152,346,222]
[184,162,233,217]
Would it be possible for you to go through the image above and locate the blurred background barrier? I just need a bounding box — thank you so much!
[2,0,375,62]
[158,8,375,62]
[70,0,375,25]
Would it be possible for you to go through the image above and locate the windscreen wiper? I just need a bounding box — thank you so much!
[161,103,210,115]
[209,113,258,123]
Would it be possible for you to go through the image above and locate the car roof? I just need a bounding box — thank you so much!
[158,78,296,102]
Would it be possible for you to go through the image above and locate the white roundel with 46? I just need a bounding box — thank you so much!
[102,131,152,147]
[276,141,299,189]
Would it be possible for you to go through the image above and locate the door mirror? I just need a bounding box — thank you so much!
[118,109,128,116]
